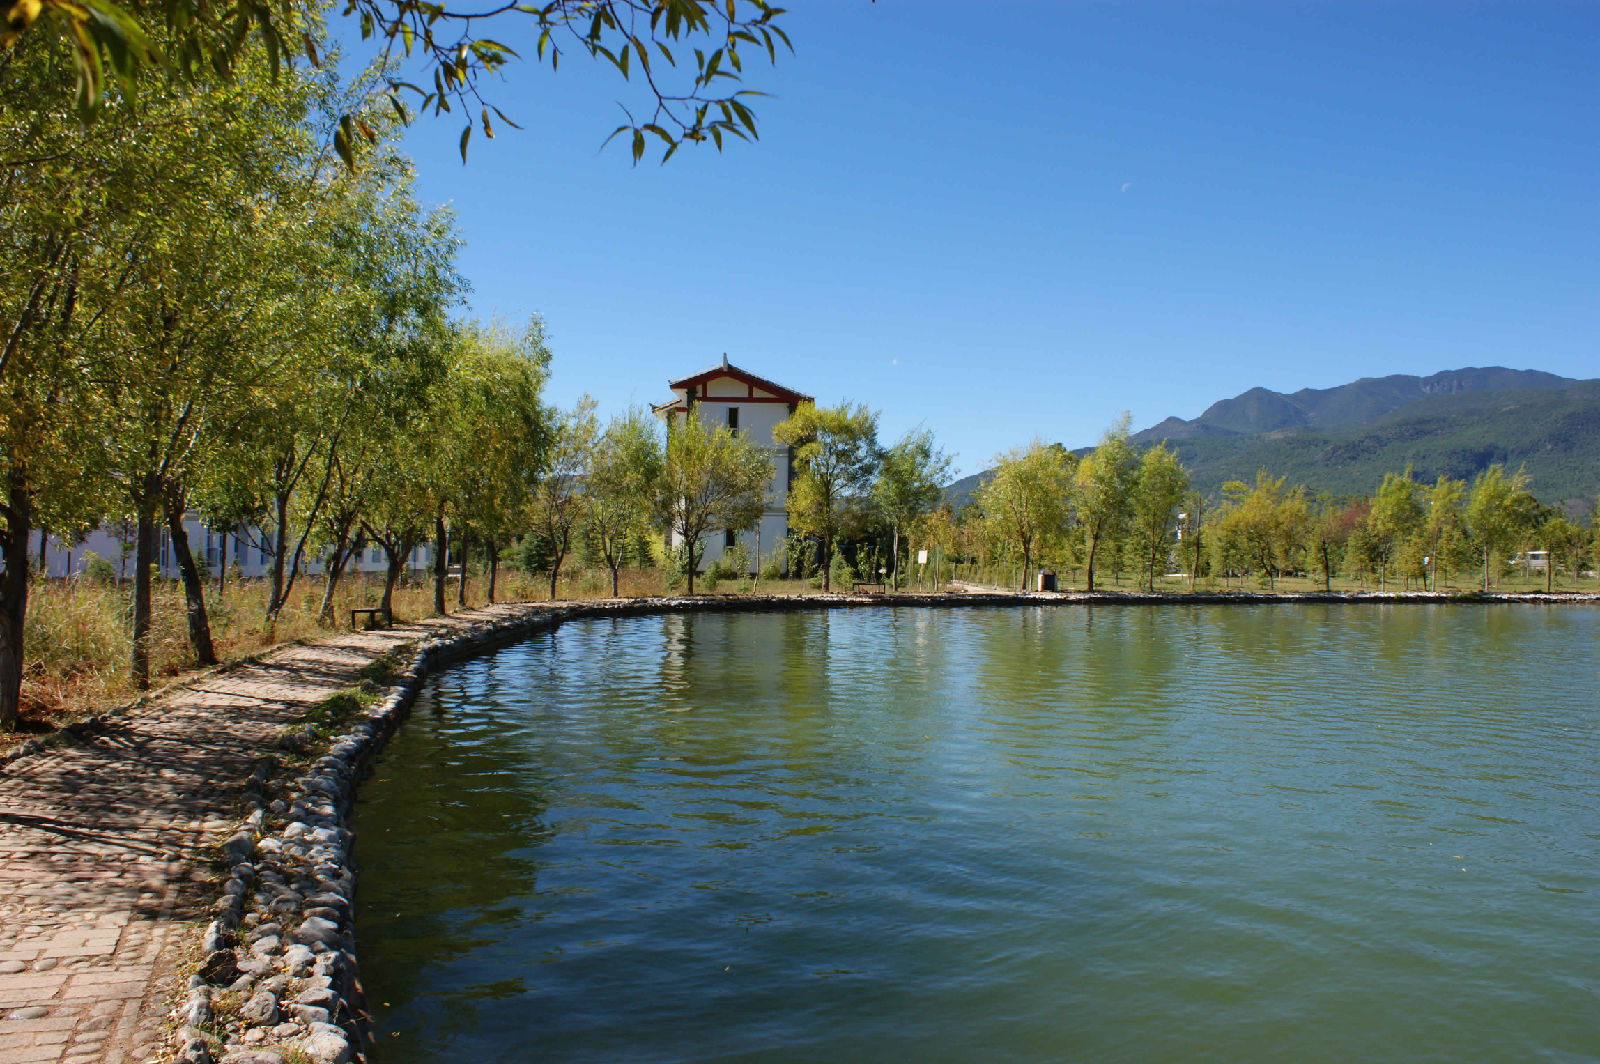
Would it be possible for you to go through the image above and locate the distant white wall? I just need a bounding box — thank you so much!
[26,523,434,580]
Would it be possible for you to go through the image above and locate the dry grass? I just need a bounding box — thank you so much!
[8,563,766,747]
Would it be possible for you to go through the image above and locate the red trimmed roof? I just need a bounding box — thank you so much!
[667,361,813,404]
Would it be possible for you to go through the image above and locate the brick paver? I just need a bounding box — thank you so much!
[0,605,535,1064]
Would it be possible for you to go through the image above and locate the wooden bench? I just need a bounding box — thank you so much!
[350,607,390,630]
[852,582,888,595]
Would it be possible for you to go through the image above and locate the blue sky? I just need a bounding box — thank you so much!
[387,2,1597,479]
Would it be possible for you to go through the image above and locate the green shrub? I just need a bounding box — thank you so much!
[81,552,117,585]
[828,551,856,590]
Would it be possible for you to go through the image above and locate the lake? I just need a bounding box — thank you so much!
[352,604,1600,1063]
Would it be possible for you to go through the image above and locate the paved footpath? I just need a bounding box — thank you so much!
[0,605,534,1064]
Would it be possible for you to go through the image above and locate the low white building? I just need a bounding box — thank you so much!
[653,356,812,574]
[26,522,432,581]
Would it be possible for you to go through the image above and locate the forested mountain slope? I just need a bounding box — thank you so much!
[946,369,1600,507]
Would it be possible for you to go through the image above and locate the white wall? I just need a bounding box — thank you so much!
[26,524,435,581]
[658,371,802,575]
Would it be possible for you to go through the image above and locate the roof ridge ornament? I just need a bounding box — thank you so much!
[722,352,730,369]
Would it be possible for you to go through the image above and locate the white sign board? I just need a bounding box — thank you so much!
[917,550,928,565]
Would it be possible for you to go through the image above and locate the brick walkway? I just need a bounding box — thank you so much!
[0,606,532,1064]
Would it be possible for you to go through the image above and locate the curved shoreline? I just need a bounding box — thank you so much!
[173,589,1600,1062]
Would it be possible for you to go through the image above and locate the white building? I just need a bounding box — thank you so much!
[653,356,812,574]
[26,521,432,581]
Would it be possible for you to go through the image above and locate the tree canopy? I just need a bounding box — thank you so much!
[1,0,793,163]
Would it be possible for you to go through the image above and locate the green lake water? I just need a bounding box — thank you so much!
[351,605,1600,1063]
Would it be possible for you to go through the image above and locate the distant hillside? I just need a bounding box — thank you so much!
[1130,367,1574,444]
[946,368,1600,508]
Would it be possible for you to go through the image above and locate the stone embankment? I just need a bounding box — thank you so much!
[4,590,1597,1064]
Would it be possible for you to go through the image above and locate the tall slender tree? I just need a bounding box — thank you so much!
[871,427,951,591]
[587,409,664,598]
[1075,416,1136,592]
[1129,443,1188,591]
[974,441,1073,591]
[774,402,880,592]
[658,411,773,595]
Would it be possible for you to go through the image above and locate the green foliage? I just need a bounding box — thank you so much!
[80,553,117,585]
[1465,465,1537,591]
[758,551,783,582]
[527,397,598,600]
[586,408,663,595]
[775,401,880,592]
[975,440,1074,591]
[1214,472,1307,590]
[658,410,773,594]
[1075,416,1137,592]
[828,550,856,590]
[1154,382,1600,506]
[872,427,951,588]
[517,531,556,576]
[1130,443,1189,590]
[7,0,793,165]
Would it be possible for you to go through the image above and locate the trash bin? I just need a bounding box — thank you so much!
[1036,571,1057,592]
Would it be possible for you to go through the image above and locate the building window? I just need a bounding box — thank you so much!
[725,529,737,548]
[727,407,739,435]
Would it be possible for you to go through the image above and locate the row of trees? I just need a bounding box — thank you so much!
[936,420,1598,596]
[516,400,951,597]
[2,28,565,729]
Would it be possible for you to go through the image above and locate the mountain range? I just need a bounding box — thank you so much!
[947,367,1600,508]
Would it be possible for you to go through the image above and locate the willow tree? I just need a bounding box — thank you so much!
[587,409,663,598]
[658,411,773,595]
[1216,472,1307,591]
[2,29,337,688]
[871,428,951,591]
[1464,465,1536,592]
[1365,467,1423,591]
[974,441,1073,591]
[774,402,879,592]
[1075,417,1136,592]
[1126,444,1188,591]
[527,399,597,602]
[445,319,552,603]
[6,0,794,166]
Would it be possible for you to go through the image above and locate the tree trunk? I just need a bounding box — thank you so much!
[131,476,158,689]
[381,550,404,622]
[1020,543,1031,591]
[265,492,290,619]
[317,542,351,624]
[548,545,565,601]
[610,563,620,598]
[432,511,448,615]
[486,540,499,603]
[162,481,216,666]
[0,474,32,731]
[1084,532,1099,593]
[456,529,470,609]
[891,527,900,592]
[1189,503,1203,592]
